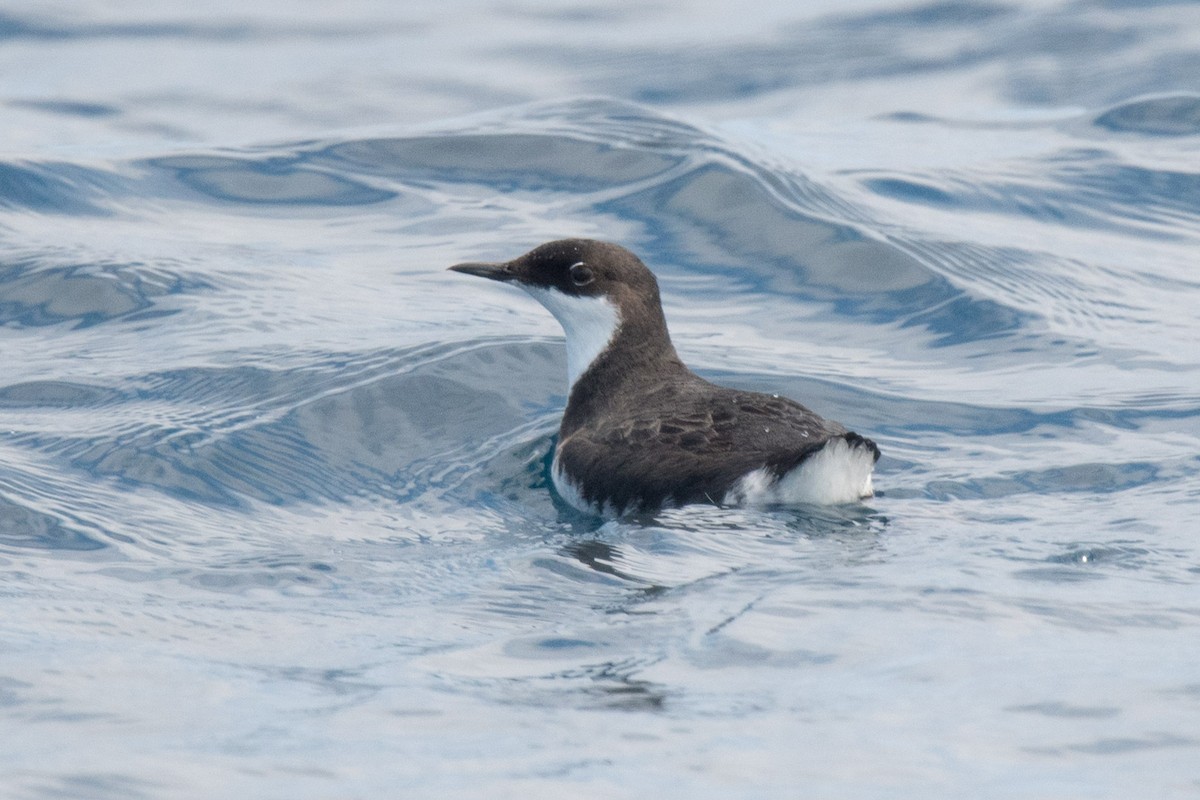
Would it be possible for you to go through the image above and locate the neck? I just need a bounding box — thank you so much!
[524,287,623,388]
[559,301,684,438]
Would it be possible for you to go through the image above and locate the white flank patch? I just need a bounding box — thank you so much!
[522,286,621,389]
[551,456,589,513]
[551,455,617,517]
[724,437,876,507]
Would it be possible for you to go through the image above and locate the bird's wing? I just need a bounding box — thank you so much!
[556,385,851,512]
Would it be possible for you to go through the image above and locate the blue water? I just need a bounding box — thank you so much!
[3,1,1199,797]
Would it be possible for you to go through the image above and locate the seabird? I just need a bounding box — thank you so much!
[450,239,880,515]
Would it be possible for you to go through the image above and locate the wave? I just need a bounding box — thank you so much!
[1,96,1197,541]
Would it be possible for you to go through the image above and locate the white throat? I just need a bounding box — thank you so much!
[522,286,621,390]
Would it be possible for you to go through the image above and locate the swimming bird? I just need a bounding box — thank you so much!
[450,239,879,515]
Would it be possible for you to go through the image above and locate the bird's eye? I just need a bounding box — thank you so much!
[569,262,594,286]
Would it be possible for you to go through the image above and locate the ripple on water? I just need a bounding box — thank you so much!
[0,77,1197,799]
[145,154,402,207]
[0,160,124,215]
[4,339,563,510]
[0,496,107,552]
[1093,93,1200,137]
[0,258,210,329]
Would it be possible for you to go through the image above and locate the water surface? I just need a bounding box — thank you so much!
[2,1,1199,797]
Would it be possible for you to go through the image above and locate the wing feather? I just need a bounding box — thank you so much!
[556,380,875,513]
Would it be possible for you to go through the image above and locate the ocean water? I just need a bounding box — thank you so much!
[2,0,1199,797]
